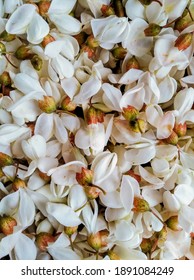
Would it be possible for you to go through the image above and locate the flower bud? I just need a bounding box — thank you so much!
[73,32,87,46]
[31,55,43,71]
[41,34,55,48]
[122,105,138,121]
[126,56,140,71]
[0,30,16,42]
[36,232,55,251]
[64,226,78,236]
[86,107,104,125]
[113,0,125,17]
[144,23,162,37]
[15,45,34,60]
[38,96,56,113]
[38,1,51,16]
[86,35,99,48]
[84,185,101,199]
[126,170,141,182]
[38,170,51,183]
[0,71,11,86]
[0,216,17,235]
[174,33,193,51]
[173,122,187,137]
[81,44,95,58]
[87,232,102,251]
[140,238,152,253]
[165,131,178,145]
[61,96,76,112]
[76,167,93,186]
[132,197,150,212]
[101,4,115,16]
[0,42,6,55]
[12,177,26,191]
[166,216,182,231]
[174,17,189,32]
[112,46,127,59]
[107,250,120,260]
[157,225,167,246]
[0,152,13,168]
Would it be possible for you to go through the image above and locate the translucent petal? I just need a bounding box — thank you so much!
[102,83,122,112]
[34,113,54,141]
[14,233,37,260]
[27,12,49,44]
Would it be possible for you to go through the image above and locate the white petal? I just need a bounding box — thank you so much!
[100,191,123,208]
[125,145,156,165]
[53,114,68,144]
[37,157,58,173]
[139,166,164,187]
[14,73,44,95]
[75,128,90,150]
[0,232,20,259]
[0,124,30,145]
[61,77,80,99]
[18,189,35,227]
[46,202,81,226]
[174,184,194,205]
[49,14,81,35]
[21,135,46,160]
[158,76,176,103]
[120,175,134,212]
[68,185,87,211]
[125,0,144,20]
[27,12,49,44]
[0,191,19,216]
[102,83,122,112]
[6,4,36,34]
[34,113,54,141]
[115,221,135,241]
[48,0,76,14]
[51,55,74,79]
[163,191,181,212]
[45,40,65,58]
[14,233,37,260]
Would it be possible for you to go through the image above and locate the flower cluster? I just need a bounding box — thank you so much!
[0,0,194,260]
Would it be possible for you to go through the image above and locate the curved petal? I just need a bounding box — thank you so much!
[27,12,49,44]
[49,14,81,35]
[34,113,54,141]
[53,114,68,144]
[48,0,76,14]
[14,233,37,260]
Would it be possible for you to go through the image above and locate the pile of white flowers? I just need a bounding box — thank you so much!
[0,0,194,260]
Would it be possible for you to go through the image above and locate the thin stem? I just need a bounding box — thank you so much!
[96,251,99,260]
[162,18,179,28]
[150,209,164,225]
[75,201,88,212]
[5,55,18,69]
[69,236,75,251]
[14,162,19,178]
[90,184,106,195]
[13,163,28,172]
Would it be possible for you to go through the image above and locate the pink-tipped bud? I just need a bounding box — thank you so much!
[0,71,11,86]
[38,1,51,16]
[31,55,43,71]
[140,238,153,253]
[81,44,95,58]
[61,96,76,112]
[12,178,26,191]
[101,4,115,16]
[0,152,13,168]
[112,46,127,59]
[0,216,17,235]
[76,167,93,186]
[107,250,120,260]
[122,105,139,121]
[126,56,140,71]
[173,122,187,137]
[165,131,178,145]
[0,30,16,42]
[144,23,162,37]
[15,45,34,60]
[41,34,55,48]
[126,170,141,182]
[36,232,55,251]
[174,33,193,51]
[87,230,108,251]
[174,17,189,32]
[38,170,51,183]
[132,197,150,213]
[86,35,99,48]
[64,226,78,236]
[84,185,101,199]
[38,96,56,113]
[166,216,182,231]
[86,107,104,125]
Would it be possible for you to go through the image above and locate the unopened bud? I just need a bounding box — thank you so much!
[113,0,125,17]
[73,32,87,46]
[61,96,76,112]
[38,170,51,183]
[0,152,13,168]
[81,44,95,58]
[12,177,26,191]
[76,167,93,186]
[165,131,178,145]
[101,4,115,16]
[132,197,150,212]
[64,226,78,236]
[38,96,56,113]
[112,46,127,59]
[122,105,138,121]
[144,23,162,37]
[173,122,187,137]
[38,1,51,16]
[174,33,193,51]
[0,30,16,42]
[140,238,152,253]
[31,55,43,71]
[86,35,99,48]
[0,216,17,235]
[157,225,167,246]
[86,107,104,125]
[41,34,55,48]
[107,250,120,260]
[126,56,140,71]
[126,170,141,182]
[174,17,189,32]
[84,185,101,199]
[0,42,6,55]
[166,216,182,231]
[87,232,102,251]
[0,71,11,86]
[15,45,34,60]
[138,0,162,6]
[36,232,55,251]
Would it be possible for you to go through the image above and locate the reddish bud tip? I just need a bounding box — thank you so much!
[76,167,93,186]
[126,170,141,182]
[12,178,26,191]
[165,131,178,145]
[41,34,55,48]
[0,216,17,235]
[61,96,76,112]
[36,232,55,251]
[81,44,95,58]
[86,107,104,125]
[101,5,115,16]
[122,105,139,121]
[133,197,150,212]
[126,56,140,71]
[38,96,56,113]
[86,35,99,48]
[87,231,108,251]
[38,1,51,16]
[173,122,187,137]
[174,33,193,51]
[84,185,101,199]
